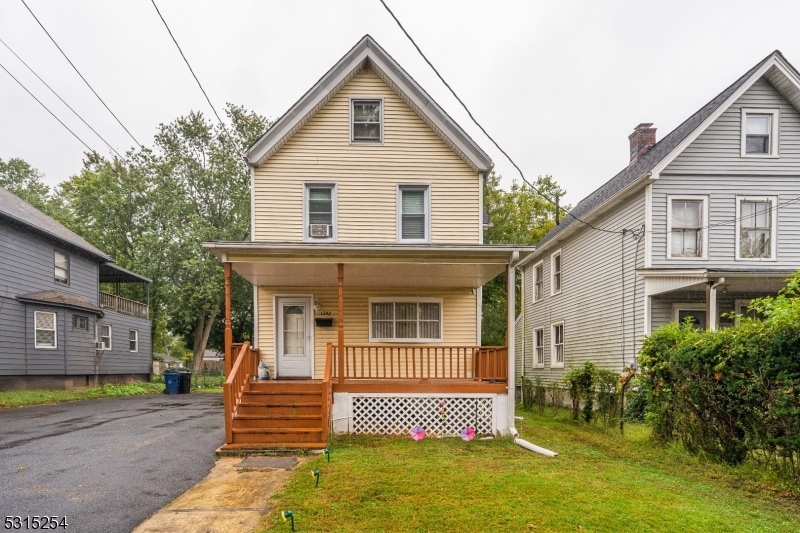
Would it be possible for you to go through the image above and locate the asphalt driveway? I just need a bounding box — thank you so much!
[0,393,224,533]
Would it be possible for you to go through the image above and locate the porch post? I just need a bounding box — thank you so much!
[224,262,233,376]
[507,259,517,432]
[337,263,345,384]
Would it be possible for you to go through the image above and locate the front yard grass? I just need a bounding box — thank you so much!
[0,381,165,408]
[258,409,800,532]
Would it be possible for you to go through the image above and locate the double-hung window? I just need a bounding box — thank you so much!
[533,327,545,368]
[351,99,382,143]
[305,183,336,240]
[72,315,88,330]
[54,251,69,285]
[34,311,57,349]
[741,109,779,157]
[369,298,442,342]
[99,324,112,350]
[551,250,562,295]
[129,330,139,352]
[737,196,776,260]
[668,196,707,259]
[398,185,430,242]
[551,322,564,368]
[533,261,543,302]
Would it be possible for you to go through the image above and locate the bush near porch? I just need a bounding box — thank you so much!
[639,272,800,482]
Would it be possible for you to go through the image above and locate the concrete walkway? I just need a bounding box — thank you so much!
[132,455,308,533]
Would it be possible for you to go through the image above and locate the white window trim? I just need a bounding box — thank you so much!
[129,329,139,352]
[34,311,57,349]
[735,195,777,261]
[397,184,431,243]
[550,321,564,369]
[533,327,545,368]
[350,97,384,144]
[667,195,708,260]
[741,108,779,158]
[303,182,337,242]
[734,299,753,325]
[368,297,443,343]
[532,261,544,302]
[672,303,707,323]
[99,323,112,350]
[550,250,562,296]
[54,250,69,285]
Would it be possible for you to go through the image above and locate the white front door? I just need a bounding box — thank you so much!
[276,296,313,378]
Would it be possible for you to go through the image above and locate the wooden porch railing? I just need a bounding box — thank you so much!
[322,343,334,443]
[224,341,256,444]
[331,345,508,381]
[99,292,148,319]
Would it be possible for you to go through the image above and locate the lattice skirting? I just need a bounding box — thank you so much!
[351,396,494,437]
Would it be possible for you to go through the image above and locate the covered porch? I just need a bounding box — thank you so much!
[205,242,533,449]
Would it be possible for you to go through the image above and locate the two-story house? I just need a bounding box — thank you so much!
[204,35,534,450]
[516,50,800,384]
[0,186,151,390]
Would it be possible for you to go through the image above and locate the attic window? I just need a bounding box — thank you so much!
[351,99,382,142]
[742,109,779,157]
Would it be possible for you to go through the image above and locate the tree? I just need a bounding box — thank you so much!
[481,173,567,345]
[0,157,54,212]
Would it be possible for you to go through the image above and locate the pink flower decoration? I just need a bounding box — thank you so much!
[459,426,475,441]
[410,425,426,441]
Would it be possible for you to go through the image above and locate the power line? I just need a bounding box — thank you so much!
[0,60,95,153]
[20,0,142,149]
[378,0,622,236]
[0,36,123,159]
[150,0,235,148]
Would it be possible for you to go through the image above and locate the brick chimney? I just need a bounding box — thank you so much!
[629,123,657,165]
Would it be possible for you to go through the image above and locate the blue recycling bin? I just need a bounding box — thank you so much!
[164,372,180,395]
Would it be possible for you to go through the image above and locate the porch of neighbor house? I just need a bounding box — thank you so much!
[205,243,534,451]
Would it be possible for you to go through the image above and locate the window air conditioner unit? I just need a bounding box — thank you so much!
[96,342,106,350]
[309,224,332,238]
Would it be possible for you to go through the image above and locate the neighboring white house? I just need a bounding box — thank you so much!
[516,50,800,383]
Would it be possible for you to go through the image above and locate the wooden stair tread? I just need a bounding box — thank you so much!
[235,414,322,420]
[232,427,323,434]
[220,442,327,451]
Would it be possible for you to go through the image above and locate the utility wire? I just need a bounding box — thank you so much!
[0,36,123,159]
[0,60,95,153]
[150,0,236,150]
[20,0,142,149]
[378,0,622,236]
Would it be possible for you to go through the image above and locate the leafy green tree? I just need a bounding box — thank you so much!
[0,157,54,212]
[481,173,567,345]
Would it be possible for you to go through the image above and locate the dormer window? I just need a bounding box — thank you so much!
[351,99,382,143]
[742,109,779,157]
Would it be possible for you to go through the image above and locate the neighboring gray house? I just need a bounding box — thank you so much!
[516,50,800,382]
[0,186,151,390]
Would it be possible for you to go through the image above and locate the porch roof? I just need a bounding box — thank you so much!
[203,242,535,288]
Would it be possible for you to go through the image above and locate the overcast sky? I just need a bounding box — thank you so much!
[2,1,800,205]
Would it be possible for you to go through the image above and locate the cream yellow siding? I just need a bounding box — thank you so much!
[258,285,478,379]
[253,68,481,244]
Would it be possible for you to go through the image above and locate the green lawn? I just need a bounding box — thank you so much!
[258,409,800,533]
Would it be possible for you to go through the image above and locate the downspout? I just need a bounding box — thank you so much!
[507,251,519,437]
[708,277,725,331]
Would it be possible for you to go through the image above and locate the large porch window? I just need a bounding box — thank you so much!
[369,298,442,342]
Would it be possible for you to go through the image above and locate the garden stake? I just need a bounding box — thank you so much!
[281,510,295,532]
[312,469,320,487]
[323,448,330,463]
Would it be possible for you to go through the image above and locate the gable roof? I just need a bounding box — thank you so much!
[245,35,493,174]
[535,50,800,251]
[0,185,111,261]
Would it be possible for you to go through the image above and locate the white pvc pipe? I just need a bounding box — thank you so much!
[514,437,558,457]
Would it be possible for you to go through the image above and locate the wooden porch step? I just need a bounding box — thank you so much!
[219,442,328,453]
[248,381,323,393]
[242,390,321,403]
[236,401,322,416]
[231,427,325,444]
[232,414,322,429]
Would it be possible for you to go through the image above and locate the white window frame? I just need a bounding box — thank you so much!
[667,195,708,260]
[34,311,57,349]
[735,196,777,261]
[550,250,562,296]
[303,182,337,242]
[672,303,707,329]
[551,322,564,368]
[350,97,383,144]
[533,327,545,368]
[532,261,543,302]
[397,184,431,243]
[54,251,69,285]
[741,108,779,158]
[99,323,112,350]
[368,297,443,343]
[129,329,139,352]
